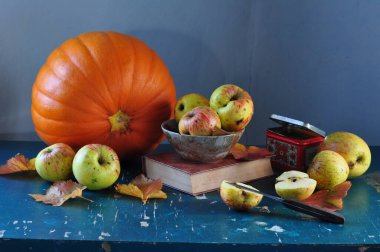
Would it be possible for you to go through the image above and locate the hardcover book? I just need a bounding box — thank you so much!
[142,152,273,196]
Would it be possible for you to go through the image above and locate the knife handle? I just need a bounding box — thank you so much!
[282,199,345,224]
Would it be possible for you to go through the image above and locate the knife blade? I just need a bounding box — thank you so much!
[226,181,345,224]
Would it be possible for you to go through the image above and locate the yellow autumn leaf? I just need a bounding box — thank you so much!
[115,174,167,204]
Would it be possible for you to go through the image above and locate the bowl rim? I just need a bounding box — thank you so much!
[161,119,244,138]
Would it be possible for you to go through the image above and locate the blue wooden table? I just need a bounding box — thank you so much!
[0,141,379,251]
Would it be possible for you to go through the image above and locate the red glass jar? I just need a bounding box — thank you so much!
[266,114,325,171]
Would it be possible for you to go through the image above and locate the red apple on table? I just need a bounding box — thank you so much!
[178,106,221,136]
[319,132,371,178]
[210,84,254,132]
[35,143,75,182]
[73,144,120,190]
[174,93,209,122]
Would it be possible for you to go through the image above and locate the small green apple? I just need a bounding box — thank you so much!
[35,143,75,182]
[178,106,221,136]
[275,171,316,200]
[319,132,371,178]
[307,150,349,190]
[174,93,209,122]
[220,180,263,211]
[73,144,120,190]
[210,84,253,132]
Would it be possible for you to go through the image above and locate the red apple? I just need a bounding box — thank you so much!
[35,143,75,182]
[178,106,221,136]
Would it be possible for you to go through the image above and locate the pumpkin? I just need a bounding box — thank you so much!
[31,31,176,158]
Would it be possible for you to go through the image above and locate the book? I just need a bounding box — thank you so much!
[142,152,273,196]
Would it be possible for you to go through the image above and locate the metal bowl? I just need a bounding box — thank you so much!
[161,119,243,163]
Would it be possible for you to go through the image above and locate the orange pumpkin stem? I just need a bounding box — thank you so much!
[108,110,130,133]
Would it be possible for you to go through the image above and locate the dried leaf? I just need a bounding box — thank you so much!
[230,143,274,161]
[0,154,36,174]
[29,180,92,206]
[302,181,352,211]
[115,174,167,204]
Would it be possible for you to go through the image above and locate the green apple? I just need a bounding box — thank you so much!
[210,84,253,132]
[73,144,120,190]
[174,93,209,122]
[178,106,221,136]
[275,171,316,200]
[319,132,371,178]
[220,180,263,211]
[307,150,349,190]
[35,143,75,182]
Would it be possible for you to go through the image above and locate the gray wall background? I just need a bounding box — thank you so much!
[0,0,379,146]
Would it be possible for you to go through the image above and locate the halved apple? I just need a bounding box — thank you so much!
[220,180,263,211]
[275,171,316,200]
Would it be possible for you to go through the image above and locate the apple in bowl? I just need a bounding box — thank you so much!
[174,93,209,122]
[73,144,120,190]
[210,84,254,132]
[178,106,221,136]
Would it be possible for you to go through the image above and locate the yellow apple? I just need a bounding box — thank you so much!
[220,180,263,211]
[319,132,371,178]
[35,143,75,182]
[73,144,121,190]
[275,171,316,200]
[174,93,209,122]
[210,84,253,132]
[307,150,349,190]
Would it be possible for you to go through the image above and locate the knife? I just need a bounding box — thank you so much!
[225,182,345,224]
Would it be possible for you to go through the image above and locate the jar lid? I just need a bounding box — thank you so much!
[270,114,326,137]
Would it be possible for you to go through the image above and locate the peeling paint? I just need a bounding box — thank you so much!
[0,230,5,238]
[257,206,271,213]
[49,229,55,234]
[255,221,267,226]
[13,221,18,225]
[101,232,111,237]
[237,228,248,233]
[114,209,119,222]
[140,221,149,227]
[64,232,71,238]
[143,210,150,220]
[195,194,207,200]
[265,225,285,233]
[210,201,218,204]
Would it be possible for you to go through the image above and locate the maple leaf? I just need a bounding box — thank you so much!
[115,174,167,204]
[29,180,93,206]
[0,154,36,174]
[302,181,352,211]
[230,143,275,161]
